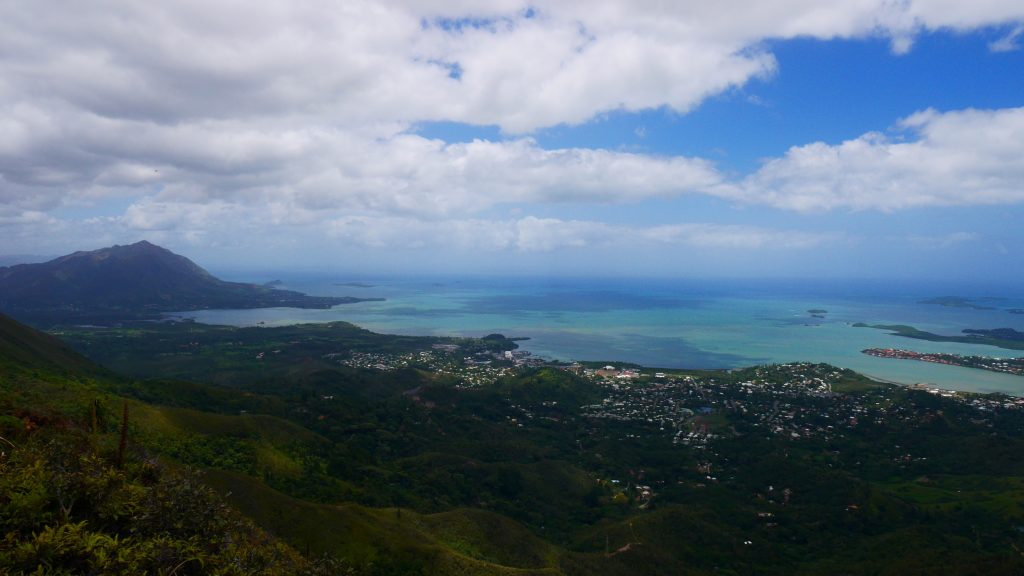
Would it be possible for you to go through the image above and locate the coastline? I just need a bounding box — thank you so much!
[163,276,1024,396]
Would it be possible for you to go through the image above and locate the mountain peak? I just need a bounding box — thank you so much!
[0,242,370,326]
[125,240,167,251]
[50,240,212,278]
[118,239,159,251]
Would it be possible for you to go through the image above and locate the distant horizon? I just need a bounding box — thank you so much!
[208,267,1024,297]
[4,241,1023,289]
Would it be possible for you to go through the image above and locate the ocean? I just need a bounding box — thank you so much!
[174,275,1024,395]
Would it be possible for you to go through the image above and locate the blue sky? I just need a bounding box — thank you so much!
[423,31,1024,170]
[1,2,1023,281]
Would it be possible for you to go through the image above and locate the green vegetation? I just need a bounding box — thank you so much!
[854,323,1024,351]
[7,313,1024,574]
[963,328,1024,342]
[0,314,327,575]
[53,320,514,386]
[0,435,316,575]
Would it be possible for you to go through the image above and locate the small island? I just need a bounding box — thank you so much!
[962,328,1024,341]
[807,309,828,318]
[854,323,1024,351]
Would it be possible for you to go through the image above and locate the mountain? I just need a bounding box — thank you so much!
[0,240,378,326]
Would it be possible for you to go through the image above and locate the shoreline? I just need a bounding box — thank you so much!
[163,290,1024,397]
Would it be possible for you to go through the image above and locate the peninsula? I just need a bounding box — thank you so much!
[863,347,1024,377]
[0,241,382,327]
[854,323,1024,351]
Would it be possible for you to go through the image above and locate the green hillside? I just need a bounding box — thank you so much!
[204,469,565,575]
[0,315,315,575]
[0,312,103,378]
[6,314,1024,574]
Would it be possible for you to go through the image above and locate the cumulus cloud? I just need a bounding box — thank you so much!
[740,107,1024,211]
[1,1,1023,257]
[3,1,1020,134]
[0,106,726,216]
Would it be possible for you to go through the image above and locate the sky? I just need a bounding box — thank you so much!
[1,1,1024,280]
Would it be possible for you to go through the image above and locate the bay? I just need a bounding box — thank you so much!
[173,276,1024,395]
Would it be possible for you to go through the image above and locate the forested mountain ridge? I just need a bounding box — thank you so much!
[0,241,377,326]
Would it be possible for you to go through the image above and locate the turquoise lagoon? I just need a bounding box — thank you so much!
[175,276,1024,395]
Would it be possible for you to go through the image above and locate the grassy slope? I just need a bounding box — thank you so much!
[0,314,316,575]
[0,313,107,378]
[10,314,1024,575]
[1,313,657,575]
[204,469,564,575]
[203,468,722,576]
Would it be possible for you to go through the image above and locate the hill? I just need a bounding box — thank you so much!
[8,311,1024,574]
[0,313,330,574]
[0,309,601,575]
[0,312,104,378]
[0,240,379,326]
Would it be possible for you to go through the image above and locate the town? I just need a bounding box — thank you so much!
[323,343,542,387]
[580,362,1024,447]
[324,342,1024,458]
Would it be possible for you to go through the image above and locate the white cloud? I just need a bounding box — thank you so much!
[641,223,832,249]
[0,105,727,216]
[909,229,978,248]
[0,210,58,227]
[0,203,826,258]
[1,1,1023,258]
[740,107,1024,211]
[989,24,1024,51]
[326,214,831,252]
[907,232,979,249]
[3,104,1023,252]
[2,1,1022,137]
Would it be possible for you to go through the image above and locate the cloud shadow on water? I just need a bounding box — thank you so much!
[523,329,765,369]
[361,306,466,318]
[461,290,704,315]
